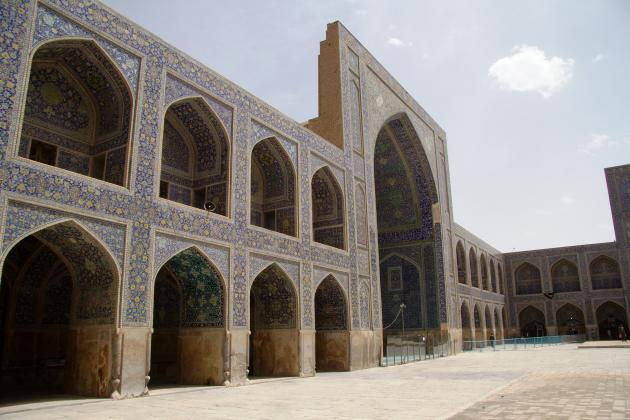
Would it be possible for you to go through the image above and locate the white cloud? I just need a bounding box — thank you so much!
[560,195,576,204]
[488,45,574,98]
[592,53,605,63]
[387,37,413,47]
[578,134,618,155]
[355,9,368,16]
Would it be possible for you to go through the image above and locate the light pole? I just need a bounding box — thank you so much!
[400,303,406,362]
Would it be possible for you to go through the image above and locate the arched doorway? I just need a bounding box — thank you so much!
[19,40,133,186]
[460,302,472,350]
[596,301,628,340]
[494,307,502,339]
[150,248,225,386]
[555,303,585,336]
[159,98,230,215]
[484,306,493,340]
[314,275,348,371]
[0,221,119,398]
[473,304,483,342]
[249,264,298,377]
[498,263,504,294]
[373,114,441,342]
[311,167,345,250]
[519,306,546,337]
[502,307,508,338]
[250,138,296,236]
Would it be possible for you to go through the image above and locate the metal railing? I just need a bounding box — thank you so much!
[462,334,585,352]
[382,332,451,366]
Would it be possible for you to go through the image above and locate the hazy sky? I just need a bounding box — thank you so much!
[102,0,630,252]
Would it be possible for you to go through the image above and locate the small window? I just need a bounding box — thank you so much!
[91,154,106,179]
[29,140,57,166]
[159,181,169,199]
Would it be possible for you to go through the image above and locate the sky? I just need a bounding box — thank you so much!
[102,0,630,252]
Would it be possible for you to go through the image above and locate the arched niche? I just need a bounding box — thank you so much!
[551,259,581,293]
[590,256,622,290]
[515,262,542,295]
[0,221,119,398]
[19,40,133,186]
[372,113,442,337]
[469,249,479,288]
[456,242,467,285]
[460,301,472,346]
[490,260,497,293]
[150,247,226,386]
[249,264,298,377]
[311,167,345,250]
[480,254,489,291]
[555,303,585,336]
[596,301,628,340]
[250,138,296,236]
[159,98,230,215]
[518,306,546,337]
[314,275,349,372]
[484,305,493,340]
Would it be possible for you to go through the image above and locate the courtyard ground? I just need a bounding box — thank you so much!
[0,343,628,419]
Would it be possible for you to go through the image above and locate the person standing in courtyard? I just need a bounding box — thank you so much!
[618,324,627,342]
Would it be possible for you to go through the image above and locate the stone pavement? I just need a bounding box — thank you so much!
[0,344,628,419]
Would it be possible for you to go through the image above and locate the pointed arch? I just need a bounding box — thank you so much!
[311,166,345,249]
[373,112,443,338]
[589,255,622,290]
[469,248,479,288]
[456,241,467,284]
[555,303,585,335]
[314,274,349,371]
[249,263,298,377]
[494,307,502,339]
[515,262,542,295]
[480,254,489,291]
[460,301,472,345]
[484,305,493,340]
[250,137,297,236]
[551,259,580,293]
[595,301,628,340]
[490,260,497,293]
[19,39,134,186]
[518,306,546,337]
[0,220,120,397]
[473,303,483,342]
[150,246,226,386]
[159,96,230,215]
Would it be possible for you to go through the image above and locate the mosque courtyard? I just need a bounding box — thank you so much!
[0,344,627,419]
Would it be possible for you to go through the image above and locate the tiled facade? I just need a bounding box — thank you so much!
[0,0,625,401]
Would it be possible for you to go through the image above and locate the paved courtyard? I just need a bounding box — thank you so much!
[0,344,628,419]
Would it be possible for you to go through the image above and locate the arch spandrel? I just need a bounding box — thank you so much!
[1,202,126,277]
[248,254,300,291]
[164,75,234,135]
[33,6,141,94]
[153,233,230,282]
